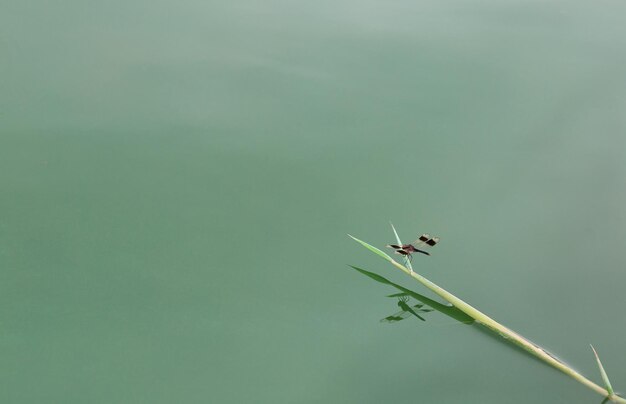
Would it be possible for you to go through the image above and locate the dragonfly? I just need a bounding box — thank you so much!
[380,295,433,323]
[386,233,440,261]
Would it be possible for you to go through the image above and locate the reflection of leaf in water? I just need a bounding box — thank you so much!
[350,265,474,325]
[352,266,577,377]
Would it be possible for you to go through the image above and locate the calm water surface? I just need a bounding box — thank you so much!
[2,1,626,403]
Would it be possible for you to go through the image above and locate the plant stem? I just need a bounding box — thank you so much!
[386,258,625,403]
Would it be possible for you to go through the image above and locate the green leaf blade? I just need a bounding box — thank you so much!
[591,344,615,396]
[348,234,393,262]
[389,222,413,271]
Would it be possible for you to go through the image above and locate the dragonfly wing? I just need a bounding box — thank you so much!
[414,234,431,247]
[380,310,411,323]
[413,234,440,250]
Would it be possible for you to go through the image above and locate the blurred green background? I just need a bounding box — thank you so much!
[2,1,626,403]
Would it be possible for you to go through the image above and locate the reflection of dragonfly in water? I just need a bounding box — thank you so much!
[380,294,434,323]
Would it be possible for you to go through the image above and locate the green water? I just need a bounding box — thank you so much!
[2,1,626,403]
